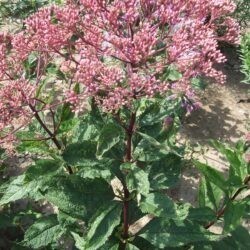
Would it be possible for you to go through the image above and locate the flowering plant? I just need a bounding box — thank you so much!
[1,1,249,249]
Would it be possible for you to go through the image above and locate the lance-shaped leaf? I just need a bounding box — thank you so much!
[0,175,36,205]
[139,193,176,218]
[147,154,182,190]
[22,215,62,249]
[43,176,114,220]
[84,202,122,250]
[62,141,97,166]
[198,177,224,211]
[140,219,220,248]
[224,201,246,233]
[194,161,227,192]
[120,163,150,196]
[96,123,123,158]
[0,159,63,205]
[71,232,85,250]
[211,140,247,182]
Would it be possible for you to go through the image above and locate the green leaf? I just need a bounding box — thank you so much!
[71,232,85,250]
[22,215,61,249]
[121,163,150,196]
[191,77,207,90]
[84,202,121,250]
[133,140,167,162]
[137,132,162,148]
[163,66,182,81]
[194,161,227,191]
[58,103,74,123]
[77,165,112,181]
[23,159,63,200]
[0,175,30,205]
[62,141,97,166]
[148,154,182,190]
[126,243,140,250]
[211,140,247,182]
[224,201,246,233]
[132,236,158,250]
[201,226,250,249]
[16,130,50,154]
[198,177,224,211]
[198,177,207,208]
[187,207,216,223]
[99,238,119,250]
[25,159,62,184]
[139,193,176,218]
[0,214,13,229]
[57,210,77,228]
[140,219,219,248]
[96,123,123,158]
[43,176,114,220]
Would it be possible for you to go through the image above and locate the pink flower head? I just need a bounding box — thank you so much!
[0,0,240,131]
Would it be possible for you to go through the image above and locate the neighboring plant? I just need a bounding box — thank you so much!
[0,1,246,249]
[240,32,250,84]
[193,138,250,249]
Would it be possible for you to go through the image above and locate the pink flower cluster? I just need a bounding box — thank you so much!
[0,80,34,131]
[0,0,239,144]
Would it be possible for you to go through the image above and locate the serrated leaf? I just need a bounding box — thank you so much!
[99,238,119,250]
[224,201,246,233]
[121,163,150,196]
[77,163,112,181]
[72,232,85,250]
[16,131,50,154]
[148,154,182,190]
[139,193,176,218]
[205,226,250,249]
[96,123,123,158]
[84,202,121,250]
[133,140,167,162]
[140,219,219,248]
[23,159,63,200]
[62,141,97,166]
[198,177,224,211]
[0,175,29,205]
[22,215,61,249]
[175,204,216,223]
[137,132,162,148]
[187,207,216,223]
[132,236,158,249]
[25,159,62,183]
[57,210,77,228]
[211,140,247,182]
[44,176,114,220]
[194,161,227,191]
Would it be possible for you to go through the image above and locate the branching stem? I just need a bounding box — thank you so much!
[28,104,73,174]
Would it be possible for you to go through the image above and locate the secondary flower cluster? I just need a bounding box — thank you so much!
[0,0,239,146]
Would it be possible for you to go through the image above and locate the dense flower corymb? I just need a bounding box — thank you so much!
[0,0,239,145]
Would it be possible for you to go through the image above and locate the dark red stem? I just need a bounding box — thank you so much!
[120,112,136,250]
[29,104,73,174]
